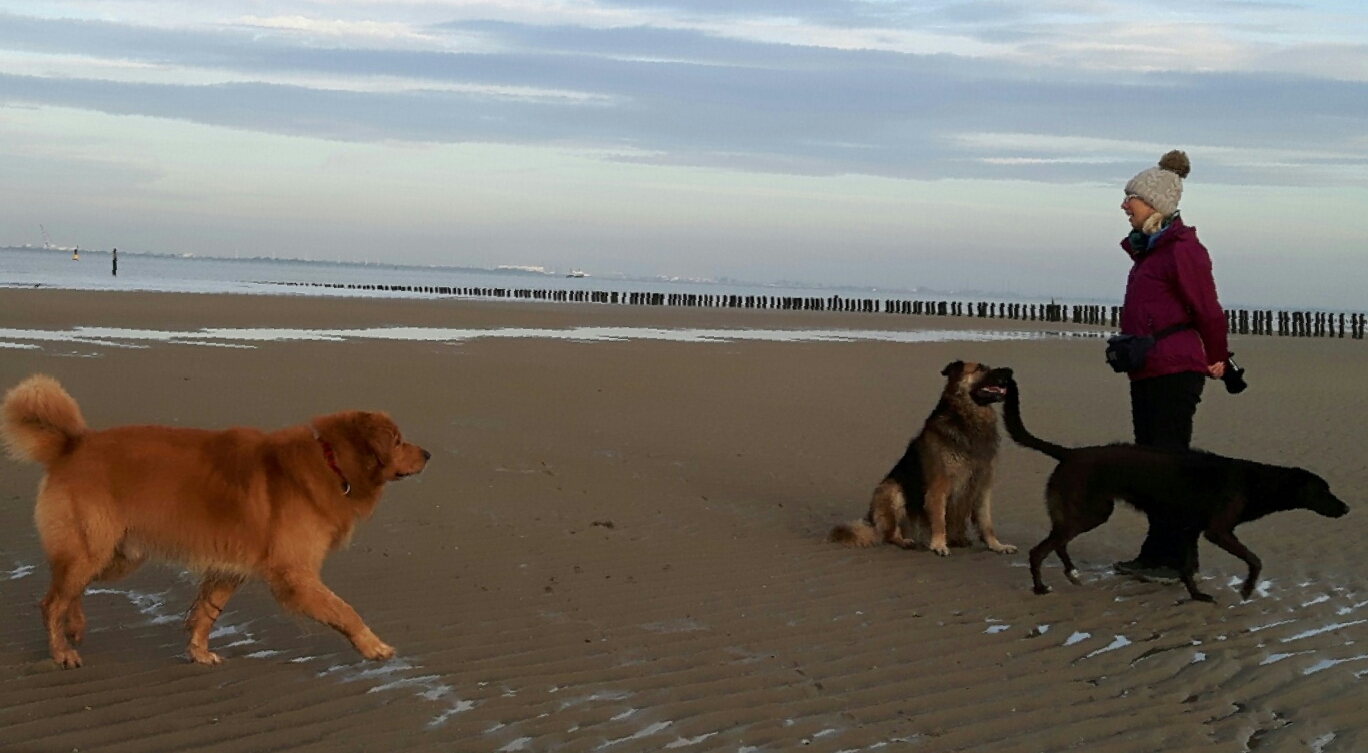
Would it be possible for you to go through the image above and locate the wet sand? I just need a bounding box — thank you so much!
[1,289,1365,752]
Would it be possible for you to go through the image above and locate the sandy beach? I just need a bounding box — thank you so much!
[1,288,1365,752]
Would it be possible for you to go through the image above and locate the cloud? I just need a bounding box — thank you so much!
[230,15,446,45]
[0,4,1365,192]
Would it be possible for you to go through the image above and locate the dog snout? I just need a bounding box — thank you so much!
[421,448,432,462]
[1318,495,1349,518]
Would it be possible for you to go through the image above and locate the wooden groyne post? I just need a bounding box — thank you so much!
[255,280,1364,340]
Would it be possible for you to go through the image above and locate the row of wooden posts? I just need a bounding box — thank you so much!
[263,280,1367,339]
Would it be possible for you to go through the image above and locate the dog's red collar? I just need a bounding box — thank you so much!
[312,428,351,496]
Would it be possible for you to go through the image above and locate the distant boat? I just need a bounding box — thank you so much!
[566,269,587,278]
[72,246,79,261]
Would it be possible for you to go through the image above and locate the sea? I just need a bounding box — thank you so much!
[0,247,1065,306]
[2,247,1115,348]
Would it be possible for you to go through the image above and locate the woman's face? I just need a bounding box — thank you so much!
[1122,194,1155,231]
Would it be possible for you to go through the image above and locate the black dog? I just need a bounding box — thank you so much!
[1003,378,1349,602]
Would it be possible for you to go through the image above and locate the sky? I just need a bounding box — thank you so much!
[1,1,1366,308]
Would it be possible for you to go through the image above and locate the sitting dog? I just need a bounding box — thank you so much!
[1,374,429,668]
[829,361,1016,556]
[1003,377,1349,601]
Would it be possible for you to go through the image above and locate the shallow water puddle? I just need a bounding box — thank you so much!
[244,649,284,659]
[664,732,716,748]
[1083,635,1133,659]
[1302,654,1368,675]
[1064,631,1091,646]
[599,720,672,748]
[1280,619,1368,643]
[1258,648,1313,668]
[556,689,635,711]
[87,587,186,628]
[1338,600,1368,615]
[318,656,476,727]
[1248,618,1297,634]
[1225,576,1274,599]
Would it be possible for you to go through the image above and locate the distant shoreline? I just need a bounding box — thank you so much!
[6,246,1363,315]
[0,245,1109,305]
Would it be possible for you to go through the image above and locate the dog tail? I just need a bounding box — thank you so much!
[1,375,87,466]
[1002,378,1069,461]
[828,519,878,547]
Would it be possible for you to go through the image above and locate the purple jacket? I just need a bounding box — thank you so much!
[1119,217,1229,382]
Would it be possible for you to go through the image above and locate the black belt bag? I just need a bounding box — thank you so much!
[1105,323,1191,373]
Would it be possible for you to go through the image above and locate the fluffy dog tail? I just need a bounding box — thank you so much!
[1002,378,1069,461]
[1,374,87,466]
[828,519,878,547]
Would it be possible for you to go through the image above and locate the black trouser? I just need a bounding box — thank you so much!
[1129,371,1205,568]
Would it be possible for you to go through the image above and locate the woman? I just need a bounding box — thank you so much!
[1113,150,1230,582]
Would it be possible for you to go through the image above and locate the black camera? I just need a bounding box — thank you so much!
[1221,354,1247,394]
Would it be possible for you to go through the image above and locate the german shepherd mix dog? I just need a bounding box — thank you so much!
[1003,377,1349,602]
[830,361,1016,556]
[1,375,429,668]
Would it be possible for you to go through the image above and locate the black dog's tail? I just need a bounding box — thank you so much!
[1003,379,1070,461]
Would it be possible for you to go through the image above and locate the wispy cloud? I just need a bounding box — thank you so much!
[1,6,1365,187]
[230,15,448,45]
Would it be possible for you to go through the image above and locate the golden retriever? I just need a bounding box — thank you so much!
[1,374,429,668]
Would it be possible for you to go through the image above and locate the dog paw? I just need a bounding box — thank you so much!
[1190,593,1217,604]
[990,543,1018,554]
[930,545,950,557]
[359,640,396,661]
[53,649,83,669]
[1065,569,1082,585]
[188,646,224,666]
[1033,584,1052,595]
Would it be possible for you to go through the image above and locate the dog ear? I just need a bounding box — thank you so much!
[322,411,396,471]
[941,361,965,377]
[359,413,398,470]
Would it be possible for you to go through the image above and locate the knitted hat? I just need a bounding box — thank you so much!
[1124,150,1190,218]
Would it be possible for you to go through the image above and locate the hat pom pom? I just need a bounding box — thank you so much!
[1159,150,1190,179]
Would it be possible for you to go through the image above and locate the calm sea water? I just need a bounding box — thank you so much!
[1,247,1122,348]
[0,247,1060,306]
